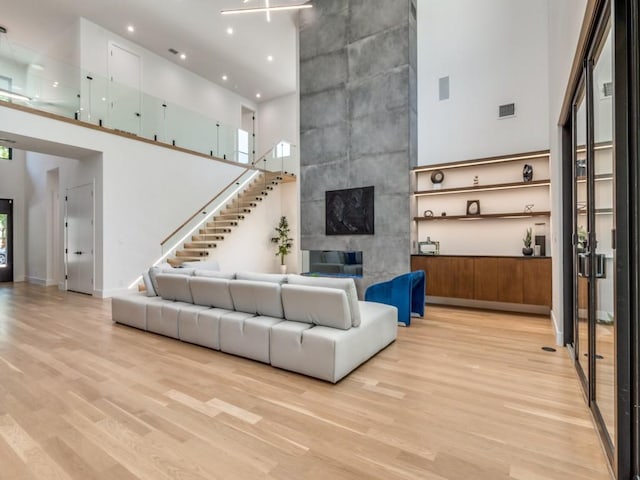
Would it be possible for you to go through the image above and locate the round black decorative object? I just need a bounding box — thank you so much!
[522,247,533,256]
[423,210,434,217]
[430,169,445,184]
[523,164,533,182]
[441,212,447,216]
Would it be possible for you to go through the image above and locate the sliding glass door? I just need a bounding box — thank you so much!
[571,15,616,463]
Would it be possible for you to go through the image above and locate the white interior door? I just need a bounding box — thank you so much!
[108,43,141,135]
[66,184,93,295]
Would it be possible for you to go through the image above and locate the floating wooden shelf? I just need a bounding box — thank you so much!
[414,179,550,196]
[414,211,551,221]
[412,149,550,173]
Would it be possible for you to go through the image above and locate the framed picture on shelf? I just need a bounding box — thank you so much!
[466,200,481,216]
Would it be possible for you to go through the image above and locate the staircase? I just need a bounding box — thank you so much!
[167,171,295,266]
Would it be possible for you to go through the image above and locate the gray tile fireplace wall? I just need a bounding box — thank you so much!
[299,0,417,289]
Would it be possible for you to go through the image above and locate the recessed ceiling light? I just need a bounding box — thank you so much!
[267,55,274,62]
[180,53,187,60]
[52,81,58,87]
[102,97,106,101]
[226,27,234,35]
[222,75,228,81]
[127,25,135,33]
[256,93,261,98]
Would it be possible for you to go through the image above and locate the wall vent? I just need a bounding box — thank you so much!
[499,103,515,118]
[603,81,613,97]
[438,76,449,101]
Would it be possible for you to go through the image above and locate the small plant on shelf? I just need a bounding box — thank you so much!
[522,228,533,256]
[271,216,293,269]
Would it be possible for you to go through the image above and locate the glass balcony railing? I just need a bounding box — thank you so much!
[0,39,299,166]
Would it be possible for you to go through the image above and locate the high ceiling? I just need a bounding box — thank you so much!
[0,0,302,102]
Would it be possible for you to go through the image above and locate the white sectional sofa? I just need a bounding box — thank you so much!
[112,268,397,383]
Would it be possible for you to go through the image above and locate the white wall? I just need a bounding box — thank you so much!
[213,181,299,274]
[24,151,100,286]
[547,0,588,343]
[0,149,26,281]
[418,0,550,165]
[1,106,248,296]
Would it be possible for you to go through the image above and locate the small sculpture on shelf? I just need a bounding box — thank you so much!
[418,237,440,255]
[522,228,533,256]
[524,204,534,214]
[473,175,479,186]
[430,170,444,190]
[523,164,533,182]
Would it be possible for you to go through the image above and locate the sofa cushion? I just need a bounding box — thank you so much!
[236,272,288,284]
[149,265,194,293]
[179,308,232,350]
[288,275,361,327]
[193,270,236,280]
[189,277,234,309]
[219,312,281,363]
[156,274,193,303]
[142,270,156,297]
[229,280,283,318]
[180,260,220,271]
[281,284,351,330]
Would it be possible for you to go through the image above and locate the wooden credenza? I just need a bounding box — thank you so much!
[411,255,552,308]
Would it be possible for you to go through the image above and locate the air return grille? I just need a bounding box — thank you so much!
[603,81,613,97]
[498,103,515,118]
[439,76,450,101]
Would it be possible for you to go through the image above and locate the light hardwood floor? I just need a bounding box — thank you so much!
[0,283,610,480]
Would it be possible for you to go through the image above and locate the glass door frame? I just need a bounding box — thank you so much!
[562,0,637,477]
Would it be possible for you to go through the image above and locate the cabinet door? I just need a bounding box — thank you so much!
[497,258,524,304]
[522,258,552,306]
[412,256,474,299]
[473,258,498,301]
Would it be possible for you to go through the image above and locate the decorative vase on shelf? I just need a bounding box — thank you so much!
[280,265,287,274]
[522,247,533,256]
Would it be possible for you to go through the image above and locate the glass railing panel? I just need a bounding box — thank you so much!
[255,143,298,175]
[0,39,299,175]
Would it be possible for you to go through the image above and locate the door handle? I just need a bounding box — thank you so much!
[75,251,82,255]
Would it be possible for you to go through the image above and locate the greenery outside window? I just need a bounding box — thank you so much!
[0,146,11,160]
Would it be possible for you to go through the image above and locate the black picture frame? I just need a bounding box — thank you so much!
[325,186,374,235]
[466,200,480,216]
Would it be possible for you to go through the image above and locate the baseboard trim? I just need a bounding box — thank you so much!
[426,296,550,315]
[26,276,47,286]
[96,287,133,299]
[550,310,563,346]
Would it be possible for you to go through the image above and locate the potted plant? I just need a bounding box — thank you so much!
[522,228,533,256]
[271,216,293,273]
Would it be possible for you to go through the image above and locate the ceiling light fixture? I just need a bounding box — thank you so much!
[267,55,273,62]
[226,27,234,35]
[0,88,31,102]
[256,93,261,98]
[180,53,187,60]
[221,3,313,21]
[222,75,228,81]
[127,25,135,33]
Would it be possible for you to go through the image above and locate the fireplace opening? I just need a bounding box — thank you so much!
[302,250,363,277]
